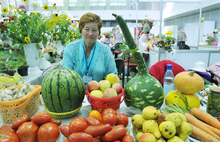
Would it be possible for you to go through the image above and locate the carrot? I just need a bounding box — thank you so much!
[184,113,220,140]
[201,121,220,137]
[190,107,220,130]
[191,124,219,142]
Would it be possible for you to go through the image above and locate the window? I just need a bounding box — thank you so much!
[48,0,63,7]
[69,0,84,6]
[110,0,126,6]
[90,0,106,6]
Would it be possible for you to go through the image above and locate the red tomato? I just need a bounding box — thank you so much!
[68,132,93,142]
[122,135,135,142]
[0,130,19,142]
[102,108,117,116]
[102,113,117,126]
[86,116,102,126]
[60,125,71,138]
[0,125,15,133]
[16,122,38,142]
[92,137,101,142]
[84,123,112,137]
[113,140,121,142]
[12,114,31,130]
[63,139,69,142]
[116,113,129,127]
[32,112,53,126]
[105,125,127,141]
[51,119,62,126]
[37,122,60,142]
[73,117,87,122]
[69,117,88,133]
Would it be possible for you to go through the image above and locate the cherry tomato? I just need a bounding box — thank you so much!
[102,108,117,116]
[0,130,19,142]
[69,117,88,133]
[51,119,62,126]
[12,114,31,130]
[32,112,53,126]
[122,135,135,142]
[89,110,102,122]
[0,125,15,133]
[86,116,102,126]
[116,113,129,127]
[68,132,93,142]
[60,125,71,138]
[84,123,112,137]
[105,125,127,141]
[16,122,38,142]
[37,122,60,142]
[102,112,117,126]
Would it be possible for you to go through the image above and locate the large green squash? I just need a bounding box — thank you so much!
[113,13,164,110]
[41,69,85,113]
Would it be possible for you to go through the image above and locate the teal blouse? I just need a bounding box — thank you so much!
[62,39,118,84]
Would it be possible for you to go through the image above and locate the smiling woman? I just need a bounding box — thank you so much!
[62,12,118,86]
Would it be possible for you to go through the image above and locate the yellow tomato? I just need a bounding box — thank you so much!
[165,90,200,109]
[89,110,102,122]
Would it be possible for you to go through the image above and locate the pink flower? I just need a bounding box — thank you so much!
[18,5,27,13]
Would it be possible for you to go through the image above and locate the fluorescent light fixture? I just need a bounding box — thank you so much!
[138,0,201,2]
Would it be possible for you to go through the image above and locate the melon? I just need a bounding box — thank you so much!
[41,69,85,113]
[113,13,164,110]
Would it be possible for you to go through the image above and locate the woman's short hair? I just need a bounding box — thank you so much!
[78,12,102,35]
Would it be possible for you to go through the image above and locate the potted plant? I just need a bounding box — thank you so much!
[15,53,29,76]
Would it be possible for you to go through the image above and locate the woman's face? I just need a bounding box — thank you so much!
[82,22,99,47]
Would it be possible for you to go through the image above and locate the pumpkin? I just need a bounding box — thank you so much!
[113,13,164,110]
[165,90,200,109]
[174,71,204,94]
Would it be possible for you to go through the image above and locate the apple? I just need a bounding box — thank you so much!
[138,133,156,142]
[90,90,103,98]
[99,80,111,92]
[88,80,99,91]
[112,83,122,94]
[106,73,120,85]
[103,88,117,98]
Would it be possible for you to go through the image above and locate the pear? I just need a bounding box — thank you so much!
[136,132,144,140]
[178,121,193,141]
[142,106,159,120]
[142,120,161,139]
[131,114,146,129]
[159,121,176,139]
[138,133,157,142]
[167,136,184,142]
[156,137,166,142]
[165,113,182,127]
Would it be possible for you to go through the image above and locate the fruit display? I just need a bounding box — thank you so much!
[41,69,85,113]
[87,73,123,98]
[113,13,164,110]
[131,106,193,142]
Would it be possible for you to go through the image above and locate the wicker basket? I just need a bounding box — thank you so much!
[0,85,41,123]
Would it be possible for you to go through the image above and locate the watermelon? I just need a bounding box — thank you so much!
[113,13,164,110]
[41,69,85,113]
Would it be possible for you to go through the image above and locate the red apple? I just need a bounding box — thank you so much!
[112,83,122,94]
[87,80,99,91]
[103,88,117,98]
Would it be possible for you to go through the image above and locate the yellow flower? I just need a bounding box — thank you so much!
[48,28,51,31]
[73,16,75,18]
[71,23,75,27]
[52,4,57,9]
[56,35,59,39]
[67,18,71,21]
[165,30,173,35]
[22,0,28,3]
[2,7,8,14]
[43,4,49,10]
[24,37,30,42]
[76,21,79,24]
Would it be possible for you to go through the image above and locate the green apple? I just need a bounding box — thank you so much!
[90,90,103,98]
[99,80,111,92]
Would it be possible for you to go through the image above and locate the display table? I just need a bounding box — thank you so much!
[198,45,220,50]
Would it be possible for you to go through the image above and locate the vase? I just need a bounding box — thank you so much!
[23,43,42,74]
[17,66,28,76]
[54,41,64,55]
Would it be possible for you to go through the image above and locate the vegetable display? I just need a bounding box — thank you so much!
[112,13,164,110]
[41,69,85,113]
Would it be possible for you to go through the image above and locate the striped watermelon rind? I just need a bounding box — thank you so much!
[41,69,85,113]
